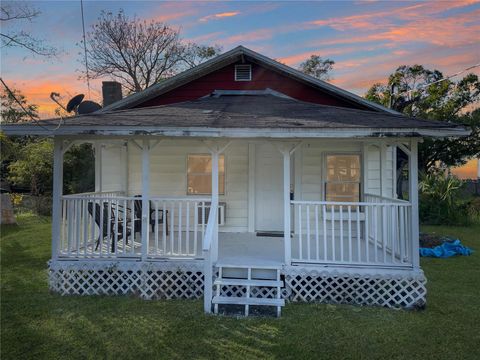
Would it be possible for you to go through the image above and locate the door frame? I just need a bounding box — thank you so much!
[248,142,299,233]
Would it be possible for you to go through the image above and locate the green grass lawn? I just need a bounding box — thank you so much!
[1,214,479,360]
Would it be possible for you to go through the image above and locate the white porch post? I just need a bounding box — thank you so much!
[409,140,420,270]
[282,150,292,265]
[380,142,388,197]
[211,150,219,262]
[51,138,64,260]
[94,141,103,193]
[141,139,150,261]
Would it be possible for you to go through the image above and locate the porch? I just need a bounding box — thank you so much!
[50,136,423,313]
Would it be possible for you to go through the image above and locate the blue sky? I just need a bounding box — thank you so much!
[1,0,479,117]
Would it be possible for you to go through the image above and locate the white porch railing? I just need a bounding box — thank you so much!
[58,193,210,259]
[202,204,218,313]
[291,196,412,267]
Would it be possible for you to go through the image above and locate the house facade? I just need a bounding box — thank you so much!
[2,46,469,316]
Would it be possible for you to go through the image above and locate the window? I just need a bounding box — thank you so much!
[187,154,225,195]
[325,154,361,202]
[235,64,252,81]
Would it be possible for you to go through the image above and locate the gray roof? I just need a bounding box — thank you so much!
[1,93,469,138]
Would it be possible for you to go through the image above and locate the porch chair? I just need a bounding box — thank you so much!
[87,201,131,252]
[133,196,169,236]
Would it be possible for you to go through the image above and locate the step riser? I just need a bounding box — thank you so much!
[221,267,278,280]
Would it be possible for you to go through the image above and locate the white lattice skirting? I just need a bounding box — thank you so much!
[49,261,427,308]
[49,260,204,300]
[284,267,427,309]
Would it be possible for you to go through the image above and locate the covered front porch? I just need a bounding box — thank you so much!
[53,136,420,273]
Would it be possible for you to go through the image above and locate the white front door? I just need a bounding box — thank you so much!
[255,143,284,232]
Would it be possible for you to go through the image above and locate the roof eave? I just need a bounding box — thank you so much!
[1,125,470,138]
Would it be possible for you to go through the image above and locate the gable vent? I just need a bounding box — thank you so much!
[235,64,252,81]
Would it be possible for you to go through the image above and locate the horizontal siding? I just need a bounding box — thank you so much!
[127,139,249,232]
[139,62,364,109]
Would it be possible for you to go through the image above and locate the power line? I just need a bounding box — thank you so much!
[0,77,60,131]
[80,0,91,98]
[401,62,480,96]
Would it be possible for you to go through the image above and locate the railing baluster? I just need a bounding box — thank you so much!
[75,199,80,255]
[391,205,396,264]
[373,205,378,263]
[162,201,167,256]
[130,199,135,256]
[315,205,319,261]
[348,205,352,263]
[155,201,159,257]
[99,199,104,257]
[365,205,369,264]
[382,205,387,264]
[306,205,310,260]
[123,199,127,256]
[114,200,119,257]
[201,202,205,243]
[339,205,343,262]
[186,201,190,255]
[83,199,88,258]
[298,204,303,260]
[193,202,198,257]
[400,206,405,263]
[170,201,175,255]
[331,205,335,261]
[356,205,361,263]
[323,204,327,262]
[178,201,182,255]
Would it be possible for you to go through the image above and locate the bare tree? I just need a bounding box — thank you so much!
[83,10,221,93]
[0,2,58,57]
[298,55,335,81]
[179,43,223,68]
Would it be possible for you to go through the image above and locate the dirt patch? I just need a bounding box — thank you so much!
[420,233,452,248]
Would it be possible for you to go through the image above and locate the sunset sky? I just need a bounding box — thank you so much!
[1,0,479,119]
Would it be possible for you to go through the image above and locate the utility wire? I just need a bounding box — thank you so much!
[80,0,91,98]
[0,77,62,132]
[400,62,480,96]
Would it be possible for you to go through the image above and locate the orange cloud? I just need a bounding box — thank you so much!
[200,11,240,22]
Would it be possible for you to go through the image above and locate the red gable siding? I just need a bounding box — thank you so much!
[137,62,366,109]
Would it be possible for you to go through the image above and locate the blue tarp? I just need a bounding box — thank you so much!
[419,239,473,258]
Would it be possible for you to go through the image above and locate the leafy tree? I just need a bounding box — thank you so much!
[63,144,95,194]
[8,140,53,196]
[82,10,221,93]
[0,1,58,57]
[365,65,480,173]
[0,87,38,123]
[298,55,335,81]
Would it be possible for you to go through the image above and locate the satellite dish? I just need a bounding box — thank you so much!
[78,100,102,114]
[66,94,85,113]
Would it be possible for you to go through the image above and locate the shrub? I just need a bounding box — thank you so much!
[419,173,474,225]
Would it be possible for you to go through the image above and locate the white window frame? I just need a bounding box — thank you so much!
[186,154,225,196]
[234,64,252,81]
[322,152,363,203]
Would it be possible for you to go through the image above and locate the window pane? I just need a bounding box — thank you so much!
[325,154,361,202]
[327,155,360,182]
[187,154,225,195]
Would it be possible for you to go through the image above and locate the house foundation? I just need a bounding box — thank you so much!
[49,260,426,309]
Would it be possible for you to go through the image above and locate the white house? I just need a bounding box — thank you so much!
[2,46,469,316]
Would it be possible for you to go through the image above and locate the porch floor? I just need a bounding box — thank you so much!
[59,231,405,267]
